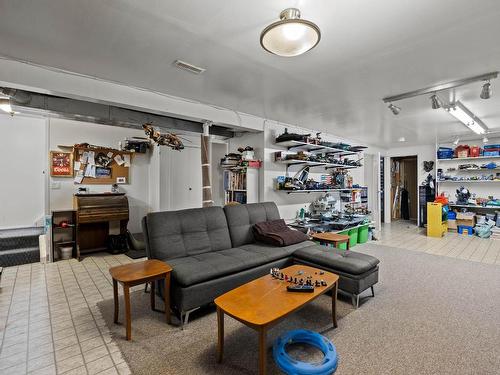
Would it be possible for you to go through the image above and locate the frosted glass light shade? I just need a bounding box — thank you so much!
[260,8,320,57]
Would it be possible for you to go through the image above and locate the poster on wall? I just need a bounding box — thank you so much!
[50,151,73,177]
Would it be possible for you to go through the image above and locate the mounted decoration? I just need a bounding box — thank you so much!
[423,160,434,172]
[50,151,73,177]
[142,123,184,150]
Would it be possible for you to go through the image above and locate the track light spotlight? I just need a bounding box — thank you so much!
[430,94,443,109]
[388,103,401,115]
[480,81,492,99]
[453,137,460,146]
[483,136,489,144]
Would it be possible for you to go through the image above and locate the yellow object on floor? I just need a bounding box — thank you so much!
[427,202,448,237]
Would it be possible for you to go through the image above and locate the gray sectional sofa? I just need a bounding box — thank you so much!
[143,202,379,325]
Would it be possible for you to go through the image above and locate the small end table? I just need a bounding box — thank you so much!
[109,259,172,340]
[312,232,350,250]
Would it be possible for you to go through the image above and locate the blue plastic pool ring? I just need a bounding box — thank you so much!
[273,329,338,375]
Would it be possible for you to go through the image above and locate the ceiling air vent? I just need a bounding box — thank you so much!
[173,60,206,75]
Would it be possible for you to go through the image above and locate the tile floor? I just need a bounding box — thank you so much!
[2,222,499,375]
[377,220,500,264]
[0,253,142,375]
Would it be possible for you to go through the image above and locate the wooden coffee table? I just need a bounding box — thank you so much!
[214,264,339,375]
[109,259,172,340]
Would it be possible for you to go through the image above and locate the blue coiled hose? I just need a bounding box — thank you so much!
[273,329,338,375]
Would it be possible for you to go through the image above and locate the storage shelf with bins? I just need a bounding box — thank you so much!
[51,210,77,262]
[436,138,500,220]
[279,187,367,194]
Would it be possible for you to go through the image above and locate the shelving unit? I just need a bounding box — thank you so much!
[438,180,500,183]
[278,187,367,194]
[51,210,77,261]
[275,159,359,169]
[274,140,359,156]
[222,167,259,205]
[437,155,500,162]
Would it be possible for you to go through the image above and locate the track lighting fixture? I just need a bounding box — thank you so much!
[430,94,443,109]
[480,81,492,99]
[453,137,460,146]
[388,103,401,115]
[483,136,489,144]
[0,98,12,113]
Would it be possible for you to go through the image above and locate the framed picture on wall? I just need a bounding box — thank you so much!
[50,151,73,177]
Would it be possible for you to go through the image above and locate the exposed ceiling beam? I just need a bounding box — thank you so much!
[1,87,235,138]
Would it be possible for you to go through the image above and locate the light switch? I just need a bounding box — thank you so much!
[51,181,61,189]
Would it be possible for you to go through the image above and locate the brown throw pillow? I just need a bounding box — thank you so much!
[253,219,309,247]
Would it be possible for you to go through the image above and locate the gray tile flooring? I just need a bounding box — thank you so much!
[0,254,141,375]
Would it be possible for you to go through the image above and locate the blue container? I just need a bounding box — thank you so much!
[448,211,456,220]
[437,147,454,159]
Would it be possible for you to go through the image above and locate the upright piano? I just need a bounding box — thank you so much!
[73,193,129,259]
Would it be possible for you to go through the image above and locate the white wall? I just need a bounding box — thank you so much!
[0,114,46,228]
[48,118,151,232]
[384,144,436,223]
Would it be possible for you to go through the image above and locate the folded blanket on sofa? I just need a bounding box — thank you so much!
[253,219,309,246]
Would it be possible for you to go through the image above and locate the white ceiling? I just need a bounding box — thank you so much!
[1,0,500,147]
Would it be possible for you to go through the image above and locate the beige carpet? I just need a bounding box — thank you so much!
[98,244,500,374]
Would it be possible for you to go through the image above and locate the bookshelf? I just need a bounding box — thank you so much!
[223,167,259,204]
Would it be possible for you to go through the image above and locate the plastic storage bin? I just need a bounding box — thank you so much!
[348,228,359,248]
[337,230,348,250]
[358,225,369,244]
[437,147,454,159]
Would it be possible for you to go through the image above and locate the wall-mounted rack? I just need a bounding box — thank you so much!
[275,140,358,156]
[278,187,367,194]
[275,159,359,169]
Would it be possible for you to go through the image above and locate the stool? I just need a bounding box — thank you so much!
[312,232,350,250]
[273,329,338,375]
[109,259,172,340]
[458,225,474,236]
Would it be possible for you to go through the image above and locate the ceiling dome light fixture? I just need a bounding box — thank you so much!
[480,81,492,99]
[260,8,321,57]
[430,94,443,109]
[388,103,401,115]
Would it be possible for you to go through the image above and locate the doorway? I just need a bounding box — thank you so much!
[390,156,417,222]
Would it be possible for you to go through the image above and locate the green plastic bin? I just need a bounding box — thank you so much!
[348,228,359,248]
[358,225,369,244]
[337,230,349,250]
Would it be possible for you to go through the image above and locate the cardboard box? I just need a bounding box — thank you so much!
[456,212,475,228]
[448,219,457,231]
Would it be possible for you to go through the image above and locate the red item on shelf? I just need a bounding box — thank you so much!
[469,146,480,157]
[454,145,470,158]
[434,193,449,205]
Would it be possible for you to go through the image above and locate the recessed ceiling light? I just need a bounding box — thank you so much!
[398,137,406,142]
[173,60,206,75]
[260,8,320,57]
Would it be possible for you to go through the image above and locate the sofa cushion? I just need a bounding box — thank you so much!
[293,245,380,275]
[240,241,316,262]
[145,206,232,260]
[224,202,281,247]
[167,247,275,287]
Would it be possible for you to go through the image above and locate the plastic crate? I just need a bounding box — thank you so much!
[437,147,454,159]
[337,231,348,250]
[358,225,369,244]
[483,151,499,157]
[348,228,358,248]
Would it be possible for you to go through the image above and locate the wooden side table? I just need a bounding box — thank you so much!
[312,232,350,250]
[109,259,172,340]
